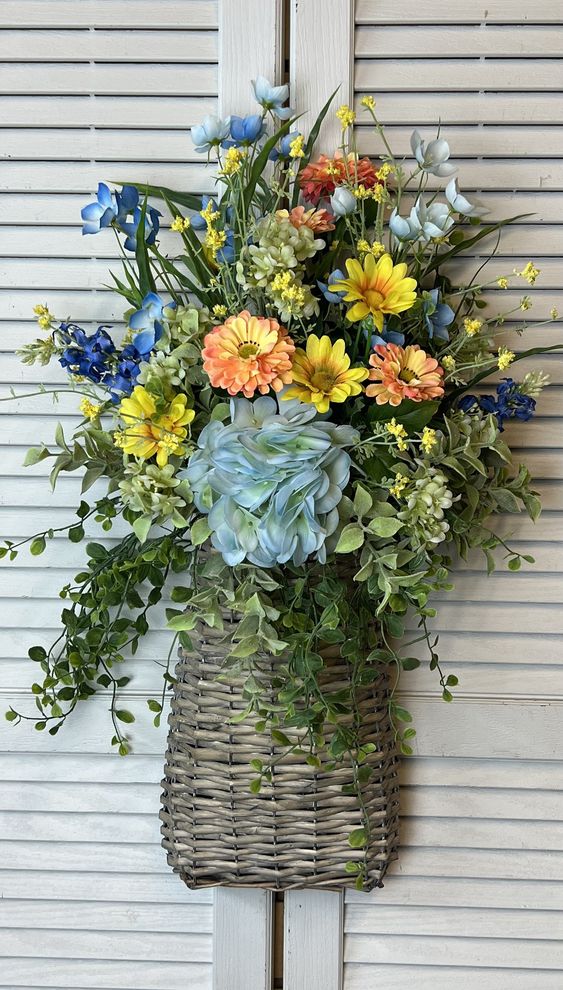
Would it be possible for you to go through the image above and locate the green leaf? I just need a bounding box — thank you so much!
[30,536,46,556]
[271,729,292,747]
[368,398,439,432]
[86,542,108,561]
[249,778,262,794]
[115,709,136,724]
[392,705,413,724]
[135,194,156,295]
[29,646,47,662]
[147,699,162,713]
[353,485,373,518]
[335,523,365,554]
[190,517,212,546]
[250,759,263,773]
[5,710,17,722]
[132,514,152,544]
[23,445,51,467]
[68,524,84,543]
[54,422,70,452]
[348,827,367,849]
[401,657,421,671]
[345,860,361,874]
[367,517,403,538]
[81,464,106,493]
[508,557,522,571]
[167,612,198,632]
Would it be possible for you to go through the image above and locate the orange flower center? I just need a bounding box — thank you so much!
[238,342,260,359]
[365,289,385,309]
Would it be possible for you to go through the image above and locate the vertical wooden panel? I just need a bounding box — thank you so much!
[290,0,355,148]
[213,889,274,990]
[284,890,344,990]
[219,0,285,116]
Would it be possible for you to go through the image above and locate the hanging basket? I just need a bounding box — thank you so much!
[160,621,400,890]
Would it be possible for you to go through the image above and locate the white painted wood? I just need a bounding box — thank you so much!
[219,0,284,117]
[290,0,355,149]
[213,889,274,990]
[284,890,344,990]
[356,0,563,23]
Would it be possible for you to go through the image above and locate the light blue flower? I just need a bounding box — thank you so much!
[191,114,231,153]
[390,198,454,243]
[128,292,165,354]
[317,269,346,304]
[422,289,455,342]
[269,130,302,161]
[330,186,357,217]
[410,130,456,177]
[252,75,293,119]
[225,114,266,147]
[369,325,405,348]
[445,178,488,217]
[182,396,358,567]
[81,183,118,234]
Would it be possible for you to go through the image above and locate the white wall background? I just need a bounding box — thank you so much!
[0,3,218,988]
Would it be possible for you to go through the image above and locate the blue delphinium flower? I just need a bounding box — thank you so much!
[81,183,118,235]
[183,396,358,567]
[115,185,140,225]
[224,114,265,147]
[191,114,231,153]
[317,269,346,304]
[59,324,115,383]
[422,289,455,341]
[410,130,456,177]
[459,378,536,431]
[269,131,302,161]
[252,76,293,119]
[129,292,165,354]
[106,343,144,401]
[119,203,161,253]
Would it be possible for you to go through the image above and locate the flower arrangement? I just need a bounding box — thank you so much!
[4,79,560,887]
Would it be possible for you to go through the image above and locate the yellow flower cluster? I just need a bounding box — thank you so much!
[375,162,394,182]
[336,104,356,130]
[212,304,227,318]
[464,317,483,337]
[354,183,385,203]
[170,215,191,233]
[551,307,559,320]
[520,296,532,311]
[496,276,509,289]
[220,147,246,175]
[386,417,409,451]
[356,239,385,258]
[270,271,306,310]
[360,95,376,110]
[200,194,225,258]
[80,398,101,421]
[289,135,305,159]
[389,472,409,499]
[497,347,515,371]
[442,355,456,373]
[420,427,437,454]
[515,261,540,285]
[33,304,53,330]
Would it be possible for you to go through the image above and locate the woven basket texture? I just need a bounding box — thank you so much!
[160,621,400,890]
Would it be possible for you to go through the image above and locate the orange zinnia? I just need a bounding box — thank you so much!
[276,206,335,232]
[366,343,444,407]
[299,152,378,205]
[202,310,295,398]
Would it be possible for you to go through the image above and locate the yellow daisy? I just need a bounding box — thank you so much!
[282,334,368,414]
[331,253,417,331]
[115,385,195,468]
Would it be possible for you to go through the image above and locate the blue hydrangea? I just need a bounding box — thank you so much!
[182,396,358,567]
[59,324,115,383]
[459,378,536,431]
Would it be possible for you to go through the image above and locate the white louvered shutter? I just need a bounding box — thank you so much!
[0,2,283,988]
[290,1,563,988]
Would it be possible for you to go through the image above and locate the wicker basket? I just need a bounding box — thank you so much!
[160,621,400,890]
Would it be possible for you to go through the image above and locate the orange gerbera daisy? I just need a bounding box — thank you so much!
[276,206,335,232]
[202,310,295,398]
[366,343,444,407]
[299,152,378,205]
